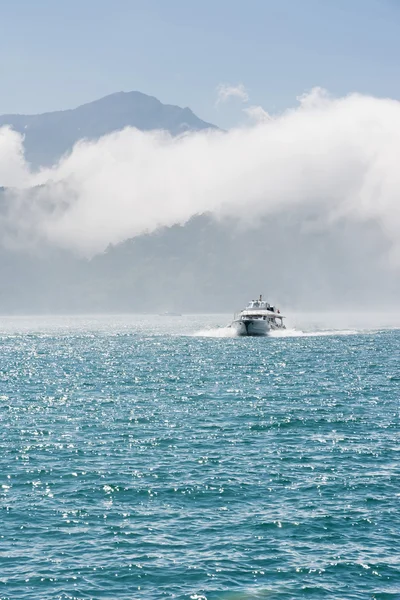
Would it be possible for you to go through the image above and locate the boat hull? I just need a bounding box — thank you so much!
[231,318,270,336]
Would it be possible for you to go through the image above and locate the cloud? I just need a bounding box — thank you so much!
[243,105,272,123]
[216,83,249,105]
[0,126,30,188]
[297,86,332,109]
[1,88,400,267]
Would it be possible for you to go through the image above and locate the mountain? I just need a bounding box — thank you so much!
[0,91,216,167]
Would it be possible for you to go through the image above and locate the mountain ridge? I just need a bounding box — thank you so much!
[0,90,216,167]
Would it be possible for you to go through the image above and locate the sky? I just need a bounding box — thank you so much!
[1,0,400,128]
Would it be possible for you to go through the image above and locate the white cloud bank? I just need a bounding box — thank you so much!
[0,126,30,187]
[1,88,400,263]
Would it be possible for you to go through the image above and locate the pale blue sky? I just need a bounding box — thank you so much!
[1,0,400,127]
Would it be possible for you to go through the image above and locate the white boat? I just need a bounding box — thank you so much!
[230,295,285,336]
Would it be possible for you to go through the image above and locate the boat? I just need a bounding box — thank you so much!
[159,311,182,317]
[229,295,285,336]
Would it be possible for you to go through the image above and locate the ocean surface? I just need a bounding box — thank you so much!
[0,314,399,600]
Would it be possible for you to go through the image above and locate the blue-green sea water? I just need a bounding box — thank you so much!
[1,315,399,600]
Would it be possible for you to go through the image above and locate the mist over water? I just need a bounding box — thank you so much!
[0,311,393,340]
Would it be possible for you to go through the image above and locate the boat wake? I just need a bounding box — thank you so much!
[269,327,359,338]
[193,326,238,338]
[193,327,360,338]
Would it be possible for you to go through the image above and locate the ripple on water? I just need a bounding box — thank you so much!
[0,320,399,599]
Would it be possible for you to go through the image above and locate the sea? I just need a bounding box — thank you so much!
[0,313,399,600]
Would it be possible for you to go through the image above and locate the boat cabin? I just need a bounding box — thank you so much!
[237,295,284,325]
[246,300,275,312]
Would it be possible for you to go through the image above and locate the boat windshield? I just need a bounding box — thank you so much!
[246,300,270,309]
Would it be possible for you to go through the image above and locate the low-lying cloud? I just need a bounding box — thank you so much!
[1,88,400,264]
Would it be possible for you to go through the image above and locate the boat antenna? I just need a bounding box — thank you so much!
[259,294,262,302]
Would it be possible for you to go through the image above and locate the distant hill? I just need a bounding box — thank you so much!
[0,208,396,314]
[0,91,216,167]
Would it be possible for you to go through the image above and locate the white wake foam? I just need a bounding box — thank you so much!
[192,326,238,338]
[269,328,359,338]
[193,326,360,339]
